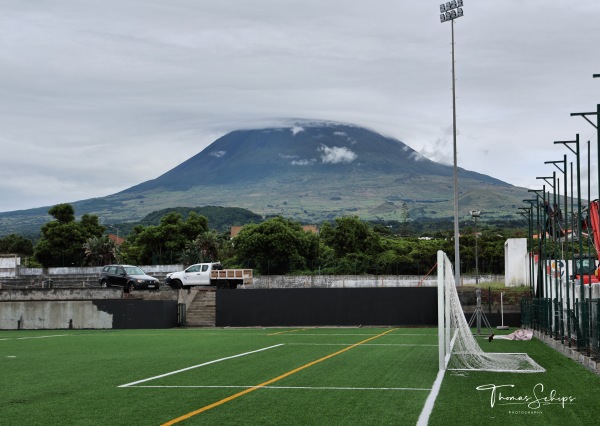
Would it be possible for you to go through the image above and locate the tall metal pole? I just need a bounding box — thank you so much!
[451,19,461,287]
[439,2,464,287]
[470,211,480,285]
[563,154,575,347]
[474,215,479,285]
[587,140,593,349]
[556,135,585,348]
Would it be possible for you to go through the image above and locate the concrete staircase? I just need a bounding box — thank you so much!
[184,289,216,327]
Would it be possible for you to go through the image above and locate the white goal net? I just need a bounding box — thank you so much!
[437,250,545,373]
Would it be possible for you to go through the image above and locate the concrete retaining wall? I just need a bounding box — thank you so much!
[251,274,503,288]
[1,300,114,329]
[0,298,178,330]
[0,288,122,301]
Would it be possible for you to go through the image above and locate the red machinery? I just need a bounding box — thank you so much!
[573,200,600,284]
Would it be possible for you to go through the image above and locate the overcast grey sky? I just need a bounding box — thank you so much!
[1,1,599,213]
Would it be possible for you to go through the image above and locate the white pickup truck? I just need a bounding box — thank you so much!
[165,262,253,289]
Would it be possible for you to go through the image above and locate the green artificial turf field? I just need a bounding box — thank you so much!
[1,327,598,425]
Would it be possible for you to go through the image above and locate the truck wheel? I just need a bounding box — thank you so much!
[172,279,182,289]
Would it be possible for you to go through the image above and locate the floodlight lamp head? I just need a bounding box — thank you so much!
[439,1,464,22]
[470,210,481,218]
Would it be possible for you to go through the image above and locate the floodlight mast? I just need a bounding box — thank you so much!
[439,1,464,286]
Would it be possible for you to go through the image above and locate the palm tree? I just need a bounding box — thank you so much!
[194,230,220,262]
[83,236,118,266]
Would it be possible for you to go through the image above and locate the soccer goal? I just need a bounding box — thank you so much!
[437,250,545,373]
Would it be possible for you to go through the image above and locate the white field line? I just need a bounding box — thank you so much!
[119,344,284,388]
[19,335,68,340]
[273,333,436,337]
[0,335,69,341]
[0,334,70,342]
[131,385,432,391]
[285,343,437,347]
[416,368,446,426]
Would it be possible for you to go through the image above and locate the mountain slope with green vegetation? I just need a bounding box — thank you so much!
[0,121,529,237]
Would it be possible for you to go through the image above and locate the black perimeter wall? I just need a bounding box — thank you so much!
[216,288,437,327]
[93,300,178,329]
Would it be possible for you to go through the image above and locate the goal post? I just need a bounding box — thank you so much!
[437,250,545,373]
[437,250,447,371]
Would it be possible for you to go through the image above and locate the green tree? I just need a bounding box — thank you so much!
[34,204,105,267]
[121,212,210,264]
[83,235,119,266]
[320,216,381,258]
[48,203,75,223]
[194,230,221,262]
[234,216,319,274]
[80,214,105,237]
[179,230,222,265]
[319,216,383,273]
[0,234,34,256]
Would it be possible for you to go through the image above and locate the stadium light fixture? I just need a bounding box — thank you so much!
[536,176,555,188]
[440,0,464,23]
[544,160,565,174]
[522,198,538,204]
[439,0,464,286]
[523,188,546,202]
[570,78,599,202]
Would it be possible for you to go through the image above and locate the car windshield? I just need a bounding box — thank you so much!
[124,266,145,275]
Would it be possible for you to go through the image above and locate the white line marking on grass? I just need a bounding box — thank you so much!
[0,334,68,342]
[268,329,308,335]
[132,385,432,391]
[161,328,398,425]
[285,343,437,347]
[119,344,284,388]
[17,335,68,340]
[416,368,446,426]
[273,333,436,337]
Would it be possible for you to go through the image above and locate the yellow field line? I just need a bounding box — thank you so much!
[267,328,308,336]
[161,328,397,425]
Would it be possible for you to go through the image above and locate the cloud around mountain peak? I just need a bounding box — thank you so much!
[318,145,357,164]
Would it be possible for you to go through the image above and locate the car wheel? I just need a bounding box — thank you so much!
[126,282,135,293]
[100,280,108,288]
[172,279,182,290]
